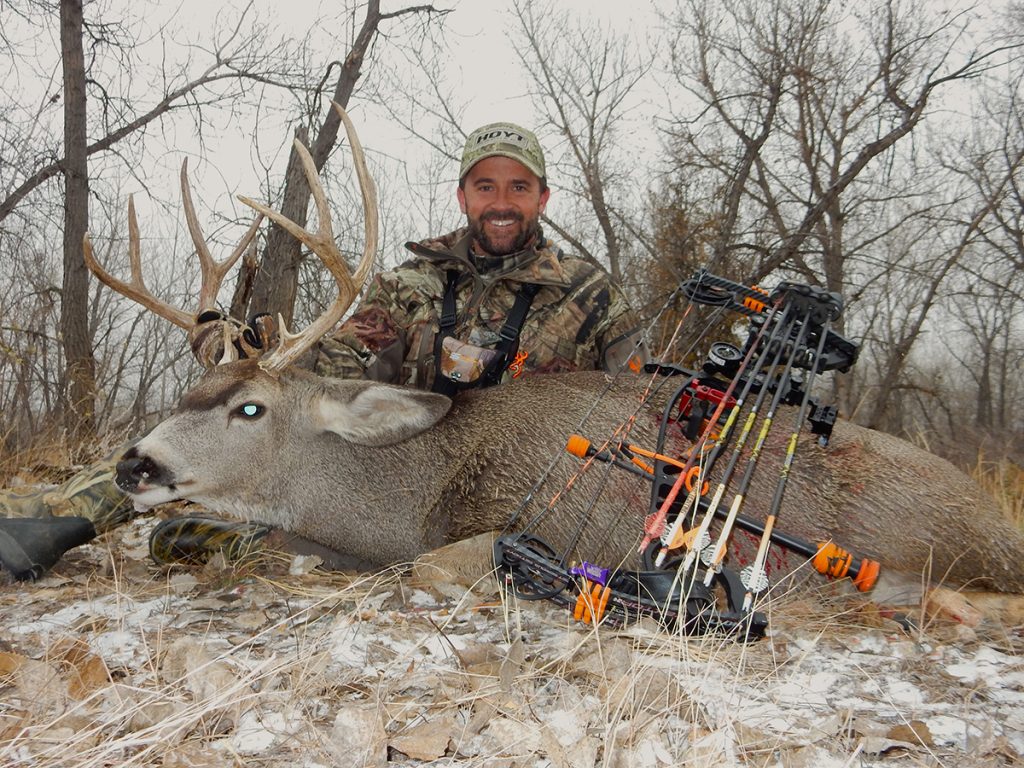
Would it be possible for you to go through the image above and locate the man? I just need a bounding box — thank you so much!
[0,121,646,579]
[313,121,644,391]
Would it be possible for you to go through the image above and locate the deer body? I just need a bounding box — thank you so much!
[117,362,1024,593]
[120,364,655,568]
[90,105,1024,597]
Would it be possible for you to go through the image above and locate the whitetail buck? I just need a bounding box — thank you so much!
[86,105,1024,609]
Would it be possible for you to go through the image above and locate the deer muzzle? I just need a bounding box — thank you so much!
[115,446,173,495]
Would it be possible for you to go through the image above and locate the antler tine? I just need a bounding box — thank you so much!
[83,195,194,330]
[240,104,379,373]
[336,101,379,290]
[180,159,264,313]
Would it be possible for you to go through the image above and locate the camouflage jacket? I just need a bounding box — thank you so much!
[315,227,645,389]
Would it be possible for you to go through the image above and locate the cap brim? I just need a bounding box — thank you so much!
[460,150,545,181]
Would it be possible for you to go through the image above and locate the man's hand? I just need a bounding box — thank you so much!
[190,310,276,367]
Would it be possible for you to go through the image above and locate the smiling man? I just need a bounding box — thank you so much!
[458,129,550,255]
[316,121,646,394]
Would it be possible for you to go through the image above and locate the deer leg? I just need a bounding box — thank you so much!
[411,531,500,588]
[923,587,1024,628]
[263,529,379,572]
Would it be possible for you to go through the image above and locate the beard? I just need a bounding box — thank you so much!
[467,210,541,256]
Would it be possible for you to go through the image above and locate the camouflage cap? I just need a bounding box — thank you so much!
[459,122,546,181]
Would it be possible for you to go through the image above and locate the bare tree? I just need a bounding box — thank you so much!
[923,62,1024,452]
[360,21,468,241]
[510,0,652,286]
[0,223,64,452]
[658,0,1021,421]
[0,3,297,226]
[60,0,93,441]
[664,0,1015,283]
[1,1,302,441]
[239,0,451,325]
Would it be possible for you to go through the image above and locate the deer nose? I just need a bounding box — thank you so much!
[115,446,170,492]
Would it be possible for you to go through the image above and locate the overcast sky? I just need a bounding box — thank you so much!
[4,0,1000,262]
[2,0,653,251]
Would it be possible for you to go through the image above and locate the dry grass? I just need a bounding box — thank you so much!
[0,429,133,490]
[1,433,1023,766]
[0,433,76,488]
[1,521,1022,768]
[1,535,397,767]
[971,458,1024,531]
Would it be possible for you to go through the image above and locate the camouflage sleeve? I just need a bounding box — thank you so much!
[314,271,411,383]
[597,282,649,374]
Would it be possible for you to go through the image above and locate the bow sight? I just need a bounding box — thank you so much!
[494,269,879,641]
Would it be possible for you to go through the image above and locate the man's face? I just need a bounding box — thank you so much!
[457,156,550,256]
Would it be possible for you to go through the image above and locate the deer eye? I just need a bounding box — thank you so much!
[234,402,265,420]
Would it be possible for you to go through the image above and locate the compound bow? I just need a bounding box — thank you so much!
[495,270,879,641]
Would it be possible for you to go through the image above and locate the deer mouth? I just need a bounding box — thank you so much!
[115,449,192,506]
[125,486,186,512]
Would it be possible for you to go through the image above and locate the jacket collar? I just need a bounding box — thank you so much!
[405,227,570,287]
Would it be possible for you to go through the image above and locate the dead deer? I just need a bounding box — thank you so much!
[86,104,1024,617]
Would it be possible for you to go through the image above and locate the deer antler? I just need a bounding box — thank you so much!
[238,103,379,373]
[83,162,265,333]
[179,160,265,315]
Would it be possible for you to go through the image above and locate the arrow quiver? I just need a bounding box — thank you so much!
[494,270,879,641]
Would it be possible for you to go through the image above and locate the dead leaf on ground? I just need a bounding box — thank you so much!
[389,717,455,761]
[329,702,387,768]
[498,637,524,692]
[50,637,111,700]
[886,720,933,747]
[12,658,67,718]
[0,650,30,678]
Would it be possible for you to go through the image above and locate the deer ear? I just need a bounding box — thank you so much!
[319,385,452,446]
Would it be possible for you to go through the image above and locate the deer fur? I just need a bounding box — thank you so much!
[94,106,1024,603]
[116,361,1024,596]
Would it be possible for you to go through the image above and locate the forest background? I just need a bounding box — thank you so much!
[1,0,1022,500]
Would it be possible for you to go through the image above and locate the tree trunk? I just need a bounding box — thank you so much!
[246,0,383,324]
[60,0,95,441]
[975,347,993,429]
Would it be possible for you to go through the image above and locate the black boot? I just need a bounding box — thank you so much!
[149,516,273,565]
[0,516,97,581]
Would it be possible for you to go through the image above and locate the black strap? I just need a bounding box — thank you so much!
[431,271,541,394]
[438,269,459,333]
[432,271,461,395]
[479,282,540,387]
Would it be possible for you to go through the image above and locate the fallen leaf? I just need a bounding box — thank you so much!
[50,637,111,699]
[13,658,67,717]
[329,702,387,768]
[0,650,29,677]
[390,717,454,760]
[499,637,524,692]
[860,735,919,756]
[886,720,933,747]
[233,609,268,630]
